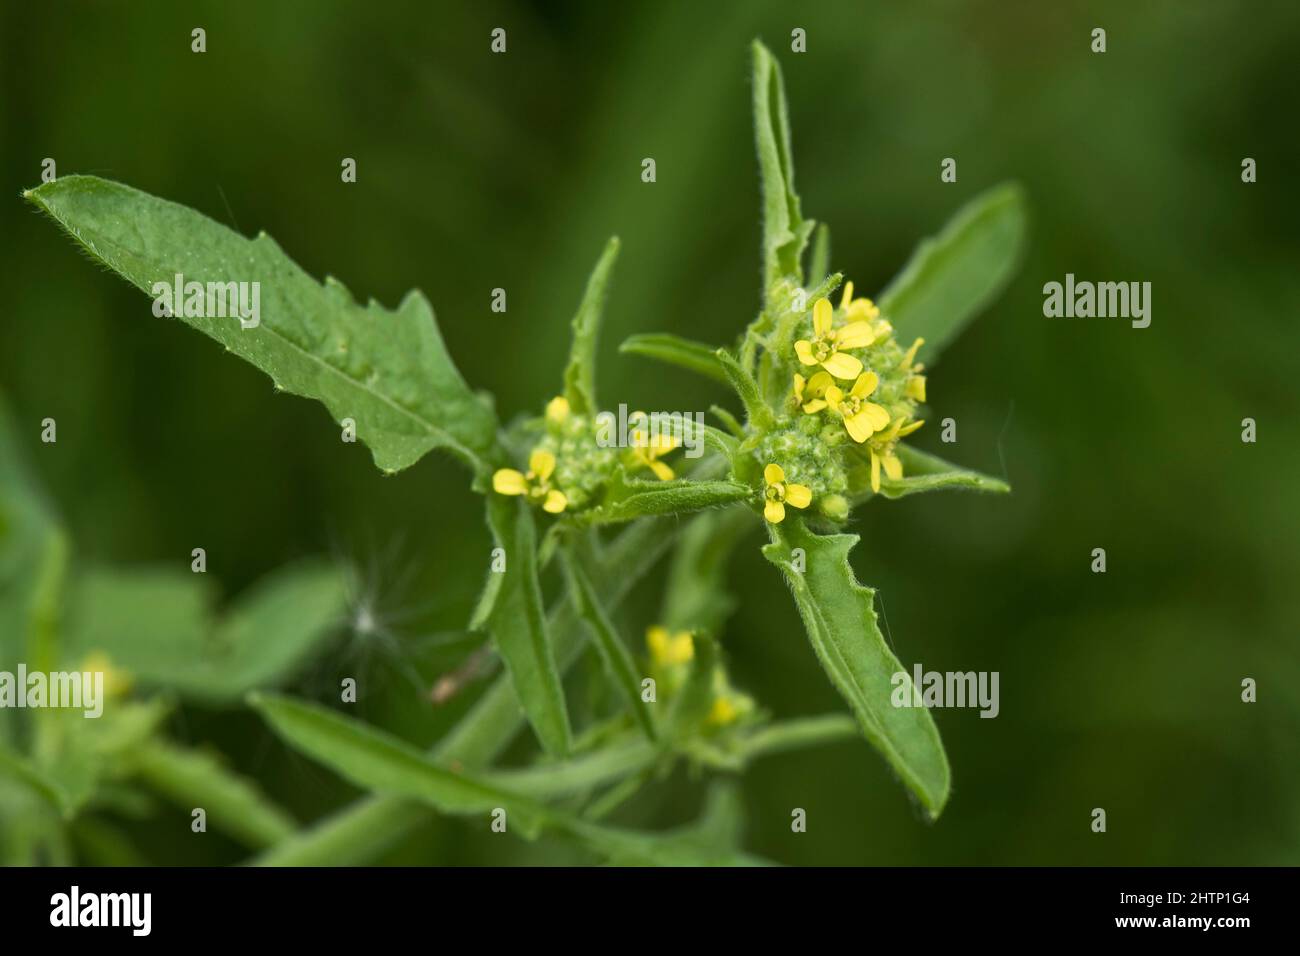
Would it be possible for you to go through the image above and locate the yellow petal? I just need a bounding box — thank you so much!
[850,370,879,398]
[665,631,695,664]
[802,398,827,414]
[764,499,786,523]
[902,337,925,369]
[813,297,833,336]
[897,419,925,437]
[649,459,675,481]
[906,375,927,402]
[708,696,738,725]
[543,489,568,513]
[823,384,844,404]
[650,432,680,454]
[840,281,854,310]
[794,339,818,366]
[784,483,812,508]
[846,297,880,320]
[870,449,882,493]
[764,463,785,485]
[836,321,876,350]
[792,373,806,399]
[844,412,874,443]
[806,371,833,395]
[863,402,892,431]
[492,469,527,495]
[821,351,863,380]
[529,448,556,480]
[883,453,903,482]
[545,395,570,423]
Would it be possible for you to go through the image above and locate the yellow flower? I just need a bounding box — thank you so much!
[492,448,568,513]
[867,417,925,493]
[708,696,739,726]
[81,651,133,698]
[628,411,679,480]
[839,280,880,321]
[647,626,694,666]
[545,395,570,424]
[825,371,892,443]
[792,371,834,414]
[794,297,876,380]
[900,337,927,402]
[762,463,812,523]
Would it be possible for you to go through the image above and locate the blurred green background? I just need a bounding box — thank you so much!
[2,0,1297,865]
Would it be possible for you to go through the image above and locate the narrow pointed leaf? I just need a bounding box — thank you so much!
[716,348,774,428]
[763,518,950,818]
[476,496,572,756]
[128,741,296,847]
[25,175,498,473]
[560,550,658,741]
[580,471,750,526]
[877,182,1027,365]
[752,40,814,290]
[563,237,620,414]
[619,333,728,385]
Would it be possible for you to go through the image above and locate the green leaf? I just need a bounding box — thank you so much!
[877,444,1010,499]
[0,745,72,816]
[763,518,950,819]
[25,175,498,474]
[251,694,551,834]
[752,40,814,291]
[808,222,831,286]
[580,471,750,526]
[715,348,774,429]
[619,333,729,385]
[878,182,1027,365]
[563,237,621,415]
[66,560,345,703]
[475,496,572,756]
[559,550,658,741]
[253,694,764,866]
[128,740,297,847]
[480,737,657,799]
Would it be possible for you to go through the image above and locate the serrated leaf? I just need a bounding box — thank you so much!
[752,40,815,291]
[476,496,572,756]
[563,237,620,415]
[763,518,950,819]
[559,550,658,741]
[25,175,498,473]
[580,471,750,526]
[878,182,1027,365]
[65,560,345,703]
[128,740,296,847]
[619,333,729,385]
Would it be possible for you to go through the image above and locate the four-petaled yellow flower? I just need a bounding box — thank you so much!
[762,463,812,523]
[492,448,568,513]
[628,412,679,480]
[825,371,892,443]
[792,370,834,414]
[647,626,694,666]
[868,417,925,492]
[794,297,876,380]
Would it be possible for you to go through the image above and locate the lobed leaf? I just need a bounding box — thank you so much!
[752,40,814,291]
[25,175,498,473]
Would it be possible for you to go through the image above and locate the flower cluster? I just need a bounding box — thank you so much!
[760,281,928,521]
[492,398,682,515]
